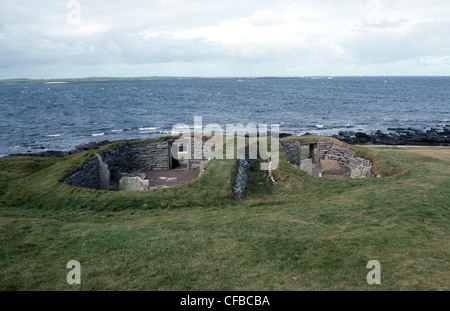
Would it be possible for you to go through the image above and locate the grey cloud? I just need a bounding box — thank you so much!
[362,18,409,30]
[342,20,450,64]
[0,0,449,77]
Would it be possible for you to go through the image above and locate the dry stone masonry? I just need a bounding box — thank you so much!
[233,147,258,197]
[317,142,373,178]
[281,141,373,178]
[63,138,213,191]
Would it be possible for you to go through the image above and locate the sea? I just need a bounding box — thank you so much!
[0,76,449,157]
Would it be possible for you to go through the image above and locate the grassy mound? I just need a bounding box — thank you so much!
[1,135,405,211]
[0,137,448,290]
[2,136,236,211]
[280,135,406,177]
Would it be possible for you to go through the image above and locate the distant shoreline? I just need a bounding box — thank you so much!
[0,76,290,84]
[2,126,449,159]
[0,76,183,84]
[1,76,449,85]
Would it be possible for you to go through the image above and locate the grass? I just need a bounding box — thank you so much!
[0,136,448,290]
[2,136,236,211]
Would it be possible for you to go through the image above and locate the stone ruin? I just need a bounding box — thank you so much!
[281,141,374,179]
[63,138,213,191]
[233,147,258,198]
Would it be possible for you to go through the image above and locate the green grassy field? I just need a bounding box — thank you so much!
[0,137,448,290]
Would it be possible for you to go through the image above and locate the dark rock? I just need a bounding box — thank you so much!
[75,142,97,150]
[279,133,292,138]
[38,150,70,157]
[355,132,368,138]
[7,150,70,158]
[332,126,450,146]
[75,140,111,151]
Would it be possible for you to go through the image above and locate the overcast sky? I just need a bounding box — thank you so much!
[1,0,449,78]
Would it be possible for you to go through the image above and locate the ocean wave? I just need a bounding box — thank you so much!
[91,133,105,136]
[138,127,159,131]
[46,134,61,137]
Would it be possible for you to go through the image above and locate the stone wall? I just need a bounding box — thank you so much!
[174,137,214,170]
[281,142,317,166]
[233,156,256,197]
[233,147,257,197]
[63,159,100,189]
[317,142,373,178]
[281,142,303,166]
[63,139,214,190]
[63,141,173,190]
[281,141,373,178]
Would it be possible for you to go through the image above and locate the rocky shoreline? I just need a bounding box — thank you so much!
[2,126,449,159]
[331,126,450,146]
[2,140,114,158]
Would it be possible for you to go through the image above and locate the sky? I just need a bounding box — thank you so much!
[0,0,449,78]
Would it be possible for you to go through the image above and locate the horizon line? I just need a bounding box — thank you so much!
[1,74,450,82]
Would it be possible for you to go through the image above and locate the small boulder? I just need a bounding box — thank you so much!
[351,163,373,178]
[119,176,149,191]
[300,159,313,174]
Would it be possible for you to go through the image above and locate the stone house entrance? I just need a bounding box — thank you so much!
[281,141,373,179]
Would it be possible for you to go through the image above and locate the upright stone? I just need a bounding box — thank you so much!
[94,153,110,190]
[300,159,313,175]
[309,144,317,164]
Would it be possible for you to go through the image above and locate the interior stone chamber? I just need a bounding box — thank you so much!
[281,141,374,179]
[63,138,210,191]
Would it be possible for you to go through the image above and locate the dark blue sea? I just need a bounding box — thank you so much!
[0,77,449,157]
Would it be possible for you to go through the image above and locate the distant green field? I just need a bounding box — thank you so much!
[0,137,448,290]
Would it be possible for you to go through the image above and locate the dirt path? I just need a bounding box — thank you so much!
[311,163,351,179]
[144,169,200,188]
